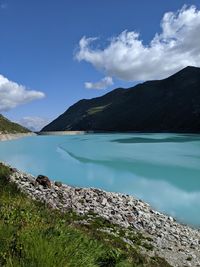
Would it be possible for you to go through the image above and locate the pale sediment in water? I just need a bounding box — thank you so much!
[0,133,36,141]
[38,131,88,135]
[2,162,200,267]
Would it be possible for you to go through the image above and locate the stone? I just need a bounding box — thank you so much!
[55,181,62,187]
[127,215,135,224]
[101,198,107,206]
[2,162,200,267]
[168,216,174,222]
[10,167,18,172]
[36,175,51,188]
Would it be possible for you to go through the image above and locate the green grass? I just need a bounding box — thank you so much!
[0,163,171,267]
[87,105,110,115]
[0,115,30,133]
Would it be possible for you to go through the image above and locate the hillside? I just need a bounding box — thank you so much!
[0,163,171,267]
[42,66,200,133]
[0,114,30,133]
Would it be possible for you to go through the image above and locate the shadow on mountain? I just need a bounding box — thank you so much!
[42,66,200,133]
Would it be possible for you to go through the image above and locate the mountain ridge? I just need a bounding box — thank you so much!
[42,66,200,133]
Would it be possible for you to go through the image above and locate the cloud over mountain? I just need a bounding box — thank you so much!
[76,5,200,81]
[0,74,45,112]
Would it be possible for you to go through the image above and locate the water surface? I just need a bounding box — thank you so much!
[0,133,200,226]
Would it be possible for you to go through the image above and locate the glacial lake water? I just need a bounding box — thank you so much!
[0,133,200,227]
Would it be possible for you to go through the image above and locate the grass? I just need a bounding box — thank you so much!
[0,115,30,134]
[87,105,110,115]
[0,163,172,267]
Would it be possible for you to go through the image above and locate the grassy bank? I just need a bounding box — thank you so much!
[0,163,171,267]
[0,115,30,134]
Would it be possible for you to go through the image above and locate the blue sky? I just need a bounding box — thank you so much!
[0,0,200,130]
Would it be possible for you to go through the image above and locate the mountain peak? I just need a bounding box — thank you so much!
[183,65,200,70]
[177,65,200,74]
[42,67,200,133]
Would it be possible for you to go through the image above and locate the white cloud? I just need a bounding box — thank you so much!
[76,5,200,81]
[17,116,51,131]
[85,76,113,89]
[0,74,45,112]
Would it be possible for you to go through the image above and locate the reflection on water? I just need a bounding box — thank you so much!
[0,133,200,226]
[111,135,200,143]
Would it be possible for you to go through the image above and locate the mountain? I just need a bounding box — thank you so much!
[42,66,200,133]
[0,115,30,133]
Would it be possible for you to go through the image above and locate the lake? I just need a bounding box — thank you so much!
[0,133,200,227]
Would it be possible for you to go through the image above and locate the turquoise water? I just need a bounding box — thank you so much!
[0,133,200,226]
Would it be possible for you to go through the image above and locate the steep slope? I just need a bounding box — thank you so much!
[0,114,30,133]
[42,66,200,133]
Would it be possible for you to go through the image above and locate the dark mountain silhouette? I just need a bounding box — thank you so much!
[42,66,200,133]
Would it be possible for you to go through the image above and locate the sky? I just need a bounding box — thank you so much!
[0,0,200,130]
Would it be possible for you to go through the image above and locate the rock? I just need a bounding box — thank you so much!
[55,181,62,187]
[36,175,51,188]
[2,161,200,267]
[101,198,107,206]
[127,215,135,224]
[168,216,174,222]
[10,167,18,173]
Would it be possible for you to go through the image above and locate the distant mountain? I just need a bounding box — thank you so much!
[0,115,30,133]
[42,66,200,133]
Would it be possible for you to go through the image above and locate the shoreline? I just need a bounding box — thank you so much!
[0,132,36,141]
[1,134,200,266]
[39,130,200,135]
[1,161,200,267]
[38,131,88,135]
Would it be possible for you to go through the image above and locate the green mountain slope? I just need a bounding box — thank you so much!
[0,114,30,133]
[42,66,200,133]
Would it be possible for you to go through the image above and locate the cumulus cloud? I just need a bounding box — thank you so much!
[76,5,200,81]
[0,74,45,112]
[18,116,51,131]
[85,76,113,89]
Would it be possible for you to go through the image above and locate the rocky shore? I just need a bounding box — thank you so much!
[2,163,200,267]
[0,132,36,141]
